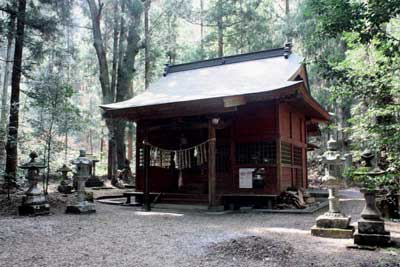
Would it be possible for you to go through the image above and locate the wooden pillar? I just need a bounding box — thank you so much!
[143,130,151,211]
[275,101,282,193]
[276,138,282,192]
[208,119,217,208]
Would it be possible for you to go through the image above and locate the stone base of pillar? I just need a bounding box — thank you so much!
[66,201,96,214]
[18,192,50,216]
[354,231,391,247]
[311,212,354,238]
[311,225,354,239]
[316,212,352,228]
[18,201,50,216]
[354,219,391,247]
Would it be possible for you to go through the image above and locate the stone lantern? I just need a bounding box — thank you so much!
[311,138,354,238]
[354,151,391,247]
[18,151,50,216]
[66,150,96,214]
[84,155,103,187]
[57,164,73,194]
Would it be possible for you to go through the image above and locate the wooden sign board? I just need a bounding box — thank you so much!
[223,95,247,108]
[239,168,254,188]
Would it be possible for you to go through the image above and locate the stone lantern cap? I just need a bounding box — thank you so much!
[57,164,72,173]
[327,137,338,151]
[361,149,374,160]
[19,151,45,170]
[367,167,386,176]
[71,150,92,165]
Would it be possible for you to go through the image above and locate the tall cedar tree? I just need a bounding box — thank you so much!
[1,0,71,184]
[4,0,27,183]
[87,0,143,176]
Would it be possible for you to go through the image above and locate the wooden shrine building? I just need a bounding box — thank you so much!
[101,45,330,209]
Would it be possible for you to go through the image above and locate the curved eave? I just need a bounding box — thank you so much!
[101,82,304,121]
[298,86,330,122]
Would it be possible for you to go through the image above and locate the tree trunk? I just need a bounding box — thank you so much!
[144,0,151,89]
[0,14,16,172]
[106,120,115,179]
[127,123,134,161]
[5,0,26,182]
[64,130,68,163]
[285,0,292,43]
[89,129,93,155]
[87,0,116,179]
[217,0,224,57]
[110,0,119,100]
[200,0,204,59]
[114,2,142,169]
[86,0,112,104]
[167,15,177,64]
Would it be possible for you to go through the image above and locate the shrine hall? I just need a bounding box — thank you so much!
[101,44,330,210]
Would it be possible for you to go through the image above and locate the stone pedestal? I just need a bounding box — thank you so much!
[57,181,73,194]
[354,190,391,247]
[66,178,96,214]
[312,210,354,238]
[311,186,354,238]
[18,179,50,216]
[65,201,96,214]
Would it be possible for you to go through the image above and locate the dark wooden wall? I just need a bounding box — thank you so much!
[135,99,309,195]
[278,102,307,191]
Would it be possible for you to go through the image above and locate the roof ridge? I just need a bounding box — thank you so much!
[164,44,292,76]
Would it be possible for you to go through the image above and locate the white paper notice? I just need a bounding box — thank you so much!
[239,168,254,188]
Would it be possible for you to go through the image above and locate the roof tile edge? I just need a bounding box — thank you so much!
[163,44,292,76]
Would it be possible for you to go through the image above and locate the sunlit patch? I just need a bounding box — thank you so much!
[340,198,364,201]
[133,211,184,217]
[248,227,309,235]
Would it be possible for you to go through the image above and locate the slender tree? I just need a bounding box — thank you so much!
[144,0,151,89]
[0,13,15,170]
[4,0,27,185]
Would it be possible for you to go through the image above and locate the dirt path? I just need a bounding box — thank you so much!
[0,189,399,267]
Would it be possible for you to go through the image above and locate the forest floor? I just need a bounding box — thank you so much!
[0,188,399,267]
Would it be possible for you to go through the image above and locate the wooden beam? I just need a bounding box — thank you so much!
[275,101,282,193]
[208,119,217,208]
[143,130,151,211]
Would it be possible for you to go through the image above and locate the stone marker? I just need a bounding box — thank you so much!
[18,152,50,216]
[57,164,73,194]
[66,150,96,214]
[354,151,391,247]
[311,138,354,238]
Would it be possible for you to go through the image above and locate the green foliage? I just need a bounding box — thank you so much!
[302,0,400,173]
[352,168,400,192]
[26,71,81,172]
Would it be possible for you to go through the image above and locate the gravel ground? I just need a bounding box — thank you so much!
[0,188,399,267]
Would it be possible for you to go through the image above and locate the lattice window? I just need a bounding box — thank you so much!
[138,148,172,169]
[293,146,303,166]
[216,144,230,173]
[235,142,276,165]
[150,150,172,168]
[281,142,292,165]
